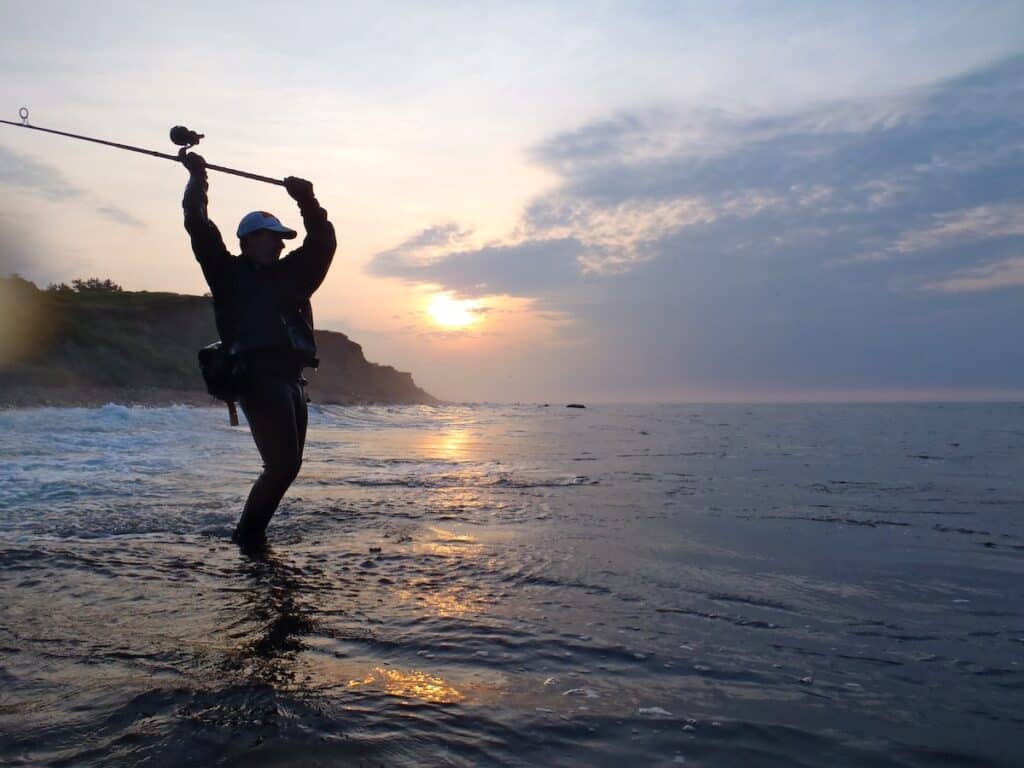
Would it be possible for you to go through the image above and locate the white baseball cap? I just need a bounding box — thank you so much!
[237,210,297,240]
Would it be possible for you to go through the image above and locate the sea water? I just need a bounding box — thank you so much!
[0,403,1022,766]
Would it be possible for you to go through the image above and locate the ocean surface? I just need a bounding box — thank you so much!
[1,403,1022,767]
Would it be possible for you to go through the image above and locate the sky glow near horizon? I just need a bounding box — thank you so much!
[2,1,1024,402]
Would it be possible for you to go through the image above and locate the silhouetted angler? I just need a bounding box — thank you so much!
[181,152,336,549]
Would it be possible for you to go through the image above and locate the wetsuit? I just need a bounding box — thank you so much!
[183,172,336,546]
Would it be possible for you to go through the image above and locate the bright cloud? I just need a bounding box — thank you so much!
[894,202,1024,254]
[924,256,1024,293]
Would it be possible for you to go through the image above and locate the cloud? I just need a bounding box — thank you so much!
[522,57,1024,279]
[370,232,584,298]
[0,144,80,200]
[370,55,1024,395]
[923,255,1024,293]
[95,205,145,228]
[377,55,1024,297]
[0,145,145,229]
[371,222,473,267]
[891,202,1024,255]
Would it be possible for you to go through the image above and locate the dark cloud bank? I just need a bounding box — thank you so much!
[373,56,1024,398]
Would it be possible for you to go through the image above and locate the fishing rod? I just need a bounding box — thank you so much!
[0,107,285,187]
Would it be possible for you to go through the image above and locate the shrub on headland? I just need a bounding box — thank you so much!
[46,278,124,294]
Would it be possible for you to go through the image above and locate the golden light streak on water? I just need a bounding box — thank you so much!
[420,428,474,461]
[346,666,464,704]
[397,584,486,618]
[416,526,482,558]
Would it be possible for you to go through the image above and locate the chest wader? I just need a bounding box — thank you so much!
[233,360,309,547]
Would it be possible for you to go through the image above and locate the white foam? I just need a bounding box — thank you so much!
[562,687,599,698]
[638,706,673,717]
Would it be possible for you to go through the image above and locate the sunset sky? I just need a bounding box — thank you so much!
[2,1,1023,402]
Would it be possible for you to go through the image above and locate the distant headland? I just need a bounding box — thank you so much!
[0,275,438,408]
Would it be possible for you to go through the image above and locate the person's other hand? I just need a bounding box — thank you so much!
[284,176,315,202]
[182,152,207,176]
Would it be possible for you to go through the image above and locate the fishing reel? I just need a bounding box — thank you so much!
[170,125,204,149]
[170,125,204,162]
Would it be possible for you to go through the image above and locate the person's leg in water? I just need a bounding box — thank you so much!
[234,375,308,547]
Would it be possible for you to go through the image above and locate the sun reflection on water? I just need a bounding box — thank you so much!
[398,584,486,617]
[420,429,474,461]
[415,526,482,558]
[347,666,464,704]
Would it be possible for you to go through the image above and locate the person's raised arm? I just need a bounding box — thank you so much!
[278,176,337,297]
[181,152,231,290]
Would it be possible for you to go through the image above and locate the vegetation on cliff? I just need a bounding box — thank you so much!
[0,275,437,406]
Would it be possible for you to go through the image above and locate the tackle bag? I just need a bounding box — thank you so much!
[198,341,240,425]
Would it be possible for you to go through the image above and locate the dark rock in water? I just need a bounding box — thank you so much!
[566,403,586,409]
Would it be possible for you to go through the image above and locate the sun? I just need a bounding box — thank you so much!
[428,294,479,329]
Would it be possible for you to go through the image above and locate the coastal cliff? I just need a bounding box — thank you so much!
[0,276,438,407]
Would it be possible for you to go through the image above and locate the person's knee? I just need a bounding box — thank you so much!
[266,454,301,486]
